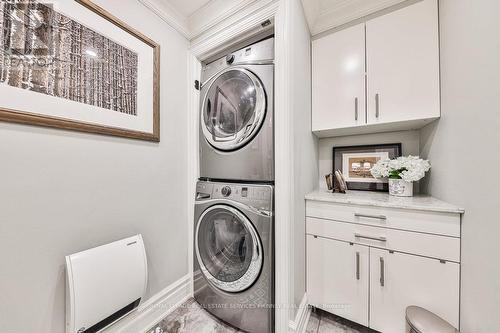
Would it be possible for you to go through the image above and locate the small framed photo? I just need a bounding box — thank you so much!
[332,143,402,191]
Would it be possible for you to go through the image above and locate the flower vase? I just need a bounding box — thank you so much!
[389,178,413,197]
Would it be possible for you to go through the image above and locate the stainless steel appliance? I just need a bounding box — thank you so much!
[199,37,274,182]
[193,180,274,333]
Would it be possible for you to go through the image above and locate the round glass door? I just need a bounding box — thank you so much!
[196,204,263,292]
[201,68,266,151]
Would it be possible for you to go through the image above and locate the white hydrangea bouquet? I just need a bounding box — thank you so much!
[370,156,431,197]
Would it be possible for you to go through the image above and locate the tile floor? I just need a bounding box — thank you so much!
[148,298,243,333]
[305,308,377,333]
[148,298,376,333]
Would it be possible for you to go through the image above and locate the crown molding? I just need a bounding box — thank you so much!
[187,0,258,40]
[137,0,271,41]
[137,0,190,38]
[190,0,277,57]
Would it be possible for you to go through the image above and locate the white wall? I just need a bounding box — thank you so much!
[420,1,500,332]
[289,0,318,317]
[318,130,420,190]
[0,1,189,332]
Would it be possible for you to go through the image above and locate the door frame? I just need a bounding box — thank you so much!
[186,1,294,332]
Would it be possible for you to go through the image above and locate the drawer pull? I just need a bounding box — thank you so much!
[354,213,387,220]
[356,252,360,280]
[380,257,385,286]
[354,233,387,242]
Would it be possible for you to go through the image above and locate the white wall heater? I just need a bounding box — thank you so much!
[65,235,148,333]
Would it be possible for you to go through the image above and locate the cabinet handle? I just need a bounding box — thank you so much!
[375,93,380,118]
[354,213,387,220]
[380,257,385,287]
[354,97,359,121]
[354,233,387,242]
[356,252,360,280]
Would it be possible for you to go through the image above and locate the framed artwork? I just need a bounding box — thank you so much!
[332,143,402,191]
[0,0,160,141]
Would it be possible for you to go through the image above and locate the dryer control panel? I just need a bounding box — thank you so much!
[201,37,275,83]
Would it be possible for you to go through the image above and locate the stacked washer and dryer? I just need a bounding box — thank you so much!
[194,37,275,333]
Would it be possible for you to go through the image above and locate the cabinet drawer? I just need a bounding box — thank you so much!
[307,217,460,262]
[306,200,460,237]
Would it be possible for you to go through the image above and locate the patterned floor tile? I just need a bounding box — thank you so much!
[148,299,377,333]
[312,308,376,333]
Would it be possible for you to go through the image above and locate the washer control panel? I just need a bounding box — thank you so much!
[221,186,232,197]
[196,181,273,212]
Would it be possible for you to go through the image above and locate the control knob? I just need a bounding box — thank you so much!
[221,186,232,197]
[226,54,235,64]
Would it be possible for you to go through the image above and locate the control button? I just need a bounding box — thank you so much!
[242,188,248,197]
[221,186,232,197]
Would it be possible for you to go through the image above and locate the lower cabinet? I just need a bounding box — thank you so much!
[307,235,460,333]
[369,248,460,333]
[307,235,369,326]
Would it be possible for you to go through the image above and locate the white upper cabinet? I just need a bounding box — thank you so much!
[312,0,440,137]
[366,0,440,124]
[312,23,366,131]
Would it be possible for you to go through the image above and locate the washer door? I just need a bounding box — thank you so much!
[201,68,266,151]
[196,204,263,293]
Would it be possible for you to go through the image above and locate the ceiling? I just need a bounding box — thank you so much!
[141,0,411,39]
[162,0,212,17]
[301,0,408,35]
[140,0,256,40]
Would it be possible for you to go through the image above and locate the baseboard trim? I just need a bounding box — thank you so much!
[289,293,311,333]
[102,274,191,333]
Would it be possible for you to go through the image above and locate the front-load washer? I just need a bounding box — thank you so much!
[193,180,274,333]
[199,37,274,182]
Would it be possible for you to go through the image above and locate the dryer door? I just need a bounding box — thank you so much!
[201,68,266,151]
[196,204,263,293]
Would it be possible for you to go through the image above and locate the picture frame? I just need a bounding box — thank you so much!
[332,143,402,191]
[0,0,160,141]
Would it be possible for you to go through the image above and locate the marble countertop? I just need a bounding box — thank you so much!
[305,190,465,214]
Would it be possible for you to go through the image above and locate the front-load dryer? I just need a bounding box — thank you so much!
[199,37,274,182]
[193,180,274,333]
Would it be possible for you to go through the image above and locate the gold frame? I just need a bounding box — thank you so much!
[0,0,161,142]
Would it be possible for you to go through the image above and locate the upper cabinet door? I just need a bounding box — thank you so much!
[312,23,366,132]
[366,0,440,124]
[307,235,369,326]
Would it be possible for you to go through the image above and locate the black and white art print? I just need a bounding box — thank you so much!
[333,143,402,192]
[0,0,160,141]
